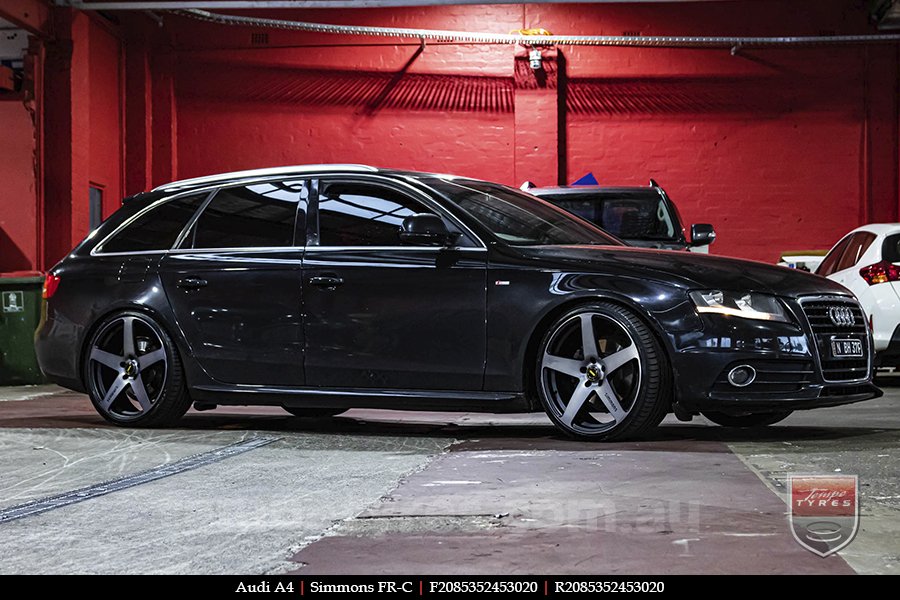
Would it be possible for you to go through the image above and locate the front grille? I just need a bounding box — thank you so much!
[800,297,870,382]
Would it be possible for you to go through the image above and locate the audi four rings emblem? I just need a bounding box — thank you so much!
[828,306,856,327]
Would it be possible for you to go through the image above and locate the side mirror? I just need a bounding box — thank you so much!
[691,223,716,247]
[399,213,459,247]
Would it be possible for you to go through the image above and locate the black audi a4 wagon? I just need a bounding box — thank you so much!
[35,165,881,440]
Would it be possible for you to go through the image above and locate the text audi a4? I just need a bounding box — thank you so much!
[35,165,880,440]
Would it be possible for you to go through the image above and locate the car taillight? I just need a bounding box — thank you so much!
[859,261,900,285]
[42,274,60,299]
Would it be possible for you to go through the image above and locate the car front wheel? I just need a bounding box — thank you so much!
[536,302,670,441]
[84,311,190,427]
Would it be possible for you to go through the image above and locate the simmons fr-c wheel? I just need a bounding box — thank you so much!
[84,311,190,427]
[536,302,670,441]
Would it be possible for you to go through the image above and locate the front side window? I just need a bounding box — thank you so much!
[185,180,306,249]
[316,181,446,247]
[101,193,207,253]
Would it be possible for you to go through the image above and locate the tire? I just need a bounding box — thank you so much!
[84,310,191,427]
[282,406,346,418]
[702,410,792,428]
[536,302,671,441]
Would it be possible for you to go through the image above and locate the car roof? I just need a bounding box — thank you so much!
[153,164,383,193]
[529,185,663,197]
[150,164,491,194]
[849,223,900,236]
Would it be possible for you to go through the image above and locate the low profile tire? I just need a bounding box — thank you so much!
[702,410,792,428]
[282,406,346,418]
[84,311,190,427]
[536,302,671,441]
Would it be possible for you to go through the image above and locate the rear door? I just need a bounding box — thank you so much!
[158,179,308,385]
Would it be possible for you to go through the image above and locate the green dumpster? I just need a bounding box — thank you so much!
[0,272,46,385]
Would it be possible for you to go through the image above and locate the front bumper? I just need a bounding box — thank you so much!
[671,295,882,413]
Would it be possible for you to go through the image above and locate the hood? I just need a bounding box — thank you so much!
[516,245,850,298]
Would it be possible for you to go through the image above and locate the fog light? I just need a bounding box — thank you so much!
[727,365,756,387]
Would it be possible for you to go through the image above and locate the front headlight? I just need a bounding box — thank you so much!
[689,290,792,323]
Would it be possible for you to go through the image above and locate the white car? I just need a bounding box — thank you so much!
[817,224,900,365]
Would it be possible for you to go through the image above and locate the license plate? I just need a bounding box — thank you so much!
[831,338,863,358]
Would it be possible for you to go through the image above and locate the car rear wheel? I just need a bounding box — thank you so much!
[84,311,190,427]
[536,302,670,441]
[702,410,792,428]
[282,406,346,418]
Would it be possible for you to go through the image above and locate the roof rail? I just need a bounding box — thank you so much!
[153,164,380,192]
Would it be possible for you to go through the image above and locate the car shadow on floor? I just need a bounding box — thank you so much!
[1,395,896,452]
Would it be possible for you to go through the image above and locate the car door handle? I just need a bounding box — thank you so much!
[308,275,344,288]
[176,277,208,290]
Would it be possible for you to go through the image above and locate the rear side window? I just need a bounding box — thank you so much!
[817,235,851,277]
[835,232,876,272]
[100,193,207,253]
[185,180,306,249]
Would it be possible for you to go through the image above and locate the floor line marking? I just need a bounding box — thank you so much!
[0,436,280,524]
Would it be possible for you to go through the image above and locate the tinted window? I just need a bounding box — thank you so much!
[317,182,435,247]
[540,191,678,242]
[883,233,900,263]
[427,179,620,247]
[836,232,876,272]
[187,181,305,249]
[102,193,206,253]
[817,235,852,276]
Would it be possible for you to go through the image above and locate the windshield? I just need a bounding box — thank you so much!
[426,178,622,247]
[537,190,681,242]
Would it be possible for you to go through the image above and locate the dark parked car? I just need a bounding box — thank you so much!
[36,165,879,440]
[526,180,715,252]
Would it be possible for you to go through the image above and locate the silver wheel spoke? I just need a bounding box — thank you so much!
[99,376,127,410]
[90,348,122,371]
[139,348,166,369]
[131,375,153,412]
[596,381,627,422]
[542,353,583,378]
[560,384,593,428]
[122,317,136,356]
[580,314,597,358]
[602,345,639,375]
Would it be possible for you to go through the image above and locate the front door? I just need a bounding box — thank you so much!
[159,179,308,385]
[302,177,487,390]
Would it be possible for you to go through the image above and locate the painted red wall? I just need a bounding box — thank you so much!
[0,100,38,272]
[155,0,899,263]
[14,1,900,267]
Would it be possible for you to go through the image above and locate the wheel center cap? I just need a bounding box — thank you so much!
[123,359,140,379]
[585,364,604,383]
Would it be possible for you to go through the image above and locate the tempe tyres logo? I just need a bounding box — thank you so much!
[788,474,859,557]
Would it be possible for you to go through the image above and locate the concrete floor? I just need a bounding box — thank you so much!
[0,384,897,574]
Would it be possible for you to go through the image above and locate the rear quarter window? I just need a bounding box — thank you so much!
[100,193,208,253]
